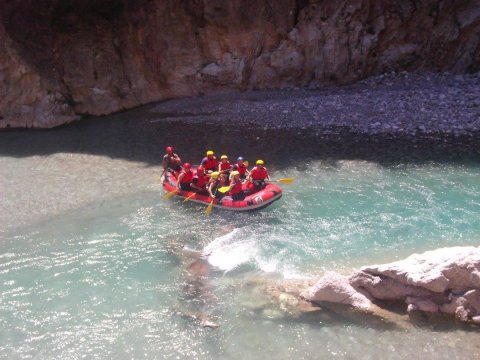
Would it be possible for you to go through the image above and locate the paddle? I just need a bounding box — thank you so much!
[218,186,231,193]
[205,194,216,216]
[205,198,214,215]
[274,178,295,184]
[183,193,196,202]
[205,186,221,215]
[163,190,177,200]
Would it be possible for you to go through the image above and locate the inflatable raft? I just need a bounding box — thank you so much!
[163,170,282,211]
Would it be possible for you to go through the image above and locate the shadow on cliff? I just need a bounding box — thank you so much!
[1,105,479,168]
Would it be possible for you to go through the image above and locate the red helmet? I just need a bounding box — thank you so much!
[183,163,191,169]
[197,166,204,174]
[166,146,173,153]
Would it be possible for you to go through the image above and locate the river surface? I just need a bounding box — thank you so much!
[1,101,480,359]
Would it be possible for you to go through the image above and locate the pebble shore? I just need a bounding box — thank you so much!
[151,71,480,137]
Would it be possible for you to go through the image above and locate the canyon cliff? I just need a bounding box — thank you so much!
[1,0,479,128]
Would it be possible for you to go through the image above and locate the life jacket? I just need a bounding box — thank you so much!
[201,156,218,171]
[219,161,231,172]
[192,174,208,188]
[230,179,243,195]
[234,163,247,175]
[179,169,193,184]
[250,166,268,180]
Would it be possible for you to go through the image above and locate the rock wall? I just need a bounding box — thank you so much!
[1,0,479,128]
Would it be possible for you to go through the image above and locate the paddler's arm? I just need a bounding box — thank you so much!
[162,155,169,170]
[176,173,184,192]
[173,153,182,164]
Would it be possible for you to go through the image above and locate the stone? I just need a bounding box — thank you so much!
[305,246,480,325]
[305,271,373,312]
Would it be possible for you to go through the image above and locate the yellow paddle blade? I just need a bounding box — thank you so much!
[278,178,294,184]
[218,186,230,193]
[205,200,214,215]
[244,160,249,167]
[183,193,196,202]
[163,190,177,200]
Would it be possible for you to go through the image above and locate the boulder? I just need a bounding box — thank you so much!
[305,271,373,312]
[306,246,480,325]
[361,246,480,294]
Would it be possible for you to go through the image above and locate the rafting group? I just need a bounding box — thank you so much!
[161,146,292,212]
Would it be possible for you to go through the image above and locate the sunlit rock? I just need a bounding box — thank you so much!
[305,271,373,312]
[306,246,480,325]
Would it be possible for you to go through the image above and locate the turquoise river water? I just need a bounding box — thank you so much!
[1,109,480,359]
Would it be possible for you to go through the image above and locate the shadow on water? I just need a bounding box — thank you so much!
[1,104,479,168]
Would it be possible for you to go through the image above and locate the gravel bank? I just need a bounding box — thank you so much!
[150,72,480,137]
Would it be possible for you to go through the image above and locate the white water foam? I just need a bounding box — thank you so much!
[203,228,305,278]
[203,229,257,272]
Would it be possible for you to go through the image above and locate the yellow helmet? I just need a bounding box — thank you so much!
[221,155,228,159]
[232,171,240,176]
[206,150,214,156]
[256,159,264,165]
[210,171,220,179]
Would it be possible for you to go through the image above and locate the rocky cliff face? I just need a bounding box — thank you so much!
[1,0,479,128]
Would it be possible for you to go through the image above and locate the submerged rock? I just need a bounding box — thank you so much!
[305,246,480,325]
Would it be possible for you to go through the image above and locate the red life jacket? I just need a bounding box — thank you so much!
[179,169,193,184]
[234,163,247,175]
[250,166,268,180]
[201,156,218,171]
[230,179,243,195]
[192,174,208,188]
[219,161,231,172]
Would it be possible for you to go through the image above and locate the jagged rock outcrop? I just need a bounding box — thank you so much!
[1,0,479,128]
[304,246,480,325]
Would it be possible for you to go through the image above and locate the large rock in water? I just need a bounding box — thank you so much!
[305,246,480,324]
[1,0,480,128]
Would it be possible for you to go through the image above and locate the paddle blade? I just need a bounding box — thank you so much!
[218,186,230,193]
[183,193,196,202]
[205,200,214,215]
[278,178,294,184]
[163,190,177,200]
[244,160,249,167]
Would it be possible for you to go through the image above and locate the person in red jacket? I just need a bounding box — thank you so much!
[228,171,246,201]
[247,159,270,192]
[218,155,232,184]
[190,166,209,194]
[176,163,193,192]
[200,150,218,173]
[231,156,249,180]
